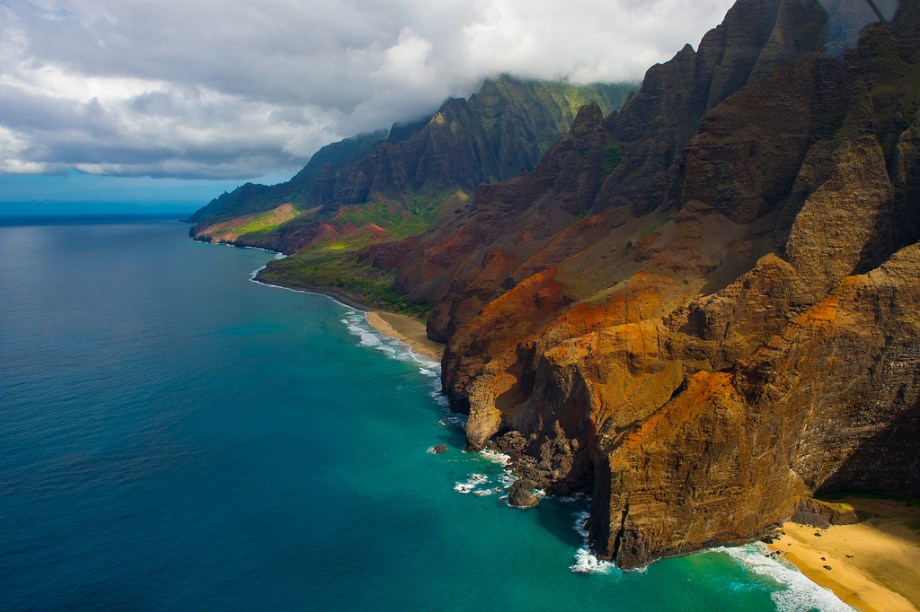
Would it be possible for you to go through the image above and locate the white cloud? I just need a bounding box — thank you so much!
[0,0,737,180]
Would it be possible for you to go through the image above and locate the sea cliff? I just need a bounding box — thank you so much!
[365,0,920,568]
[188,0,920,572]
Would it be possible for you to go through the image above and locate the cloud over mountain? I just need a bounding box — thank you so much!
[0,0,734,179]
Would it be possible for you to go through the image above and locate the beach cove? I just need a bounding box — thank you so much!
[366,311,445,362]
[767,498,920,612]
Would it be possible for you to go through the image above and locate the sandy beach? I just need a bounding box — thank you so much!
[366,311,445,361]
[767,498,920,611]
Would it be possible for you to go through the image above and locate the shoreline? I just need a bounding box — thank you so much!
[250,269,445,362]
[219,236,917,608]
[366,311,445,362]
[766,498,920,611]
[251,275,378,312]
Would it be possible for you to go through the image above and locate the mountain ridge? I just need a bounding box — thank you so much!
[186,75,635,315]
[187,76,634,246]
[186,0,920,571]
[361,0,919,568]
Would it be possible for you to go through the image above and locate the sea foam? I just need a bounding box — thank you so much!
[716,545,852,612]
[454,473,489,494]
[570,510,614,574]
[339,311,461,429]
[341,311,439,369]
[478,449,511,467]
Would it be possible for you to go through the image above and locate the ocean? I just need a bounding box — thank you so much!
[0,217,849,610]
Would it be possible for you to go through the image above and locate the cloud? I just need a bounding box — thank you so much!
[0,0,736,180]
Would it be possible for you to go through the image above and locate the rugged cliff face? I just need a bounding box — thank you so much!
[366,0,920,568]
[187,76,634,255]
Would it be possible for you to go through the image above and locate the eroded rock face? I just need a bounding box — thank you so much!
[371,0,920,568]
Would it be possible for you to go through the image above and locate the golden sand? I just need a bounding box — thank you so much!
[366,311,445,361]
[768,498,920,612]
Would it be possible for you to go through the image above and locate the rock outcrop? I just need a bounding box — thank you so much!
[366,0,920,568]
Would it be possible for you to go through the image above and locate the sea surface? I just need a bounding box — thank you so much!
[0,217,849,610]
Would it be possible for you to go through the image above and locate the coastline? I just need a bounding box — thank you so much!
[197,238,446,362]
[366,311,445,362]
[766,498,920,612]
[223,237,915,609]
[251,276,377,312]
[250,268,445,361]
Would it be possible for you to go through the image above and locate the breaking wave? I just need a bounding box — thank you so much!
[454,473,489,494]
[570,510,614,574]
[716,545,851,612]
[340,311,439,369]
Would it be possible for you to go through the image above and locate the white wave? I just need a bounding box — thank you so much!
[570,510,614,574]
[336,310,476,435]
[193,239,280,281]
[573,510,591,539]
[338,311,446,370]
[250,274,473,452]
[428,390,450,408]
[571,546,615,574]
[454,473,489,494]
[473,489,494,497]
[717,545,852,612]
[233,244,281,255]
[479,449,511,466]
[248,274,362,314]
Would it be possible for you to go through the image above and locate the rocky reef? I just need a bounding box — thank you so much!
[364,0,920,568]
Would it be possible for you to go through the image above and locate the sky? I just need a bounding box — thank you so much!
[0,0,737,213]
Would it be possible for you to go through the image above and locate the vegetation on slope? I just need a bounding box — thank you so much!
[257,244,433,317]
[189,76,638,310]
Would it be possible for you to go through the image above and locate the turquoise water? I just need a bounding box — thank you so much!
[0,218,848,610]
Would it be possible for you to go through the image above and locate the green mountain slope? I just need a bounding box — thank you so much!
[188,76,635,250]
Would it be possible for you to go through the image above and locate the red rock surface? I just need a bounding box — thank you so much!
[370,0,920,568]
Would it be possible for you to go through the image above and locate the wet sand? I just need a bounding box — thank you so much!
[366,311,445,362]
[767,498,920,612]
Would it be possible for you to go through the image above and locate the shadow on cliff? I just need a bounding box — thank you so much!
[529,498,591,550]
[817,396,920,498]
